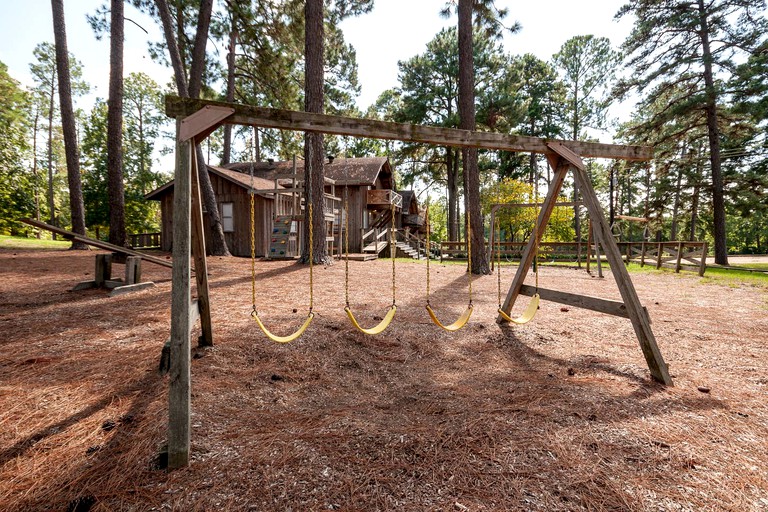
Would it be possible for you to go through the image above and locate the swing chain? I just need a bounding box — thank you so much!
[390,200,396,307]
[250,159,258,317]
[425,200,430,307]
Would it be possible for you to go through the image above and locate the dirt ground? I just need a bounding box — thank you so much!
[0,247,766,511]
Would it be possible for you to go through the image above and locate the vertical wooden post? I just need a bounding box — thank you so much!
[190,147,213,347]
[95,253,112,287]
[656,242,663,269]
[586,222,592,274]
[169,120,192,469]
[488,206,497,272]
[125,256,140,284]
[699,241,708,276]
[675,241,684,273]
[571,165,672,385]
[640,242,647,267]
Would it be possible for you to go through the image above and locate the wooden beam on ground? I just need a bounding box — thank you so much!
[571,164,672,385]
[20,218,177,271]
[519,285,648,321]
[168,120,192,469]
[109,282,156,297]
[165,96,653,161]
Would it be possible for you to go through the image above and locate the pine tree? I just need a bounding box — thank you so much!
[615,0,768,264]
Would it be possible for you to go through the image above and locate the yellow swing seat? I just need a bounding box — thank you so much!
[426,304,474,332]
[251,311,314,344]
[497,293,540,325]
[345,305,396,335]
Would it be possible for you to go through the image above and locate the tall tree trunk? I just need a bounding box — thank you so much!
[670,149,685,241]
[697,0,728,265]
[222,18,237,165]
[155,0,230,256]
[51,0,87,249]
[107,0,127,247]
[446,147,457,241]
[32,109,41,236]
[303,0,328,265]
[690,159,702,241]
[47,72,56,237]
[572,87,581,249]
[458,0,489,274]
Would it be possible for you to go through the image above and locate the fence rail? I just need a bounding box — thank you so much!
[440,240,708,275]
[129,232,162,249]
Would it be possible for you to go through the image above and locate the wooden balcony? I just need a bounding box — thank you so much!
[367,189,402,210]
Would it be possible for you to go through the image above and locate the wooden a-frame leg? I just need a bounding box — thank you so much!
[497,155,568,322]
[190,146,213,347]
[571,165,672,385]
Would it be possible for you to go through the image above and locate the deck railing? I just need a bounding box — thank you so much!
[129,232,161,249]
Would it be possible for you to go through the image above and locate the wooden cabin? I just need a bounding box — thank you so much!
[146,165,296,257]
[227,157,423,253]
[147,157,422,258]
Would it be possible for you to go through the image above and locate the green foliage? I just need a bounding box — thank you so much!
[481,178,574,244]
[80,74,167,238]
[553,35,620,140]
[0,62,34,235]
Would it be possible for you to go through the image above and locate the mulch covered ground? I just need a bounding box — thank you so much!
[0,247,766,511]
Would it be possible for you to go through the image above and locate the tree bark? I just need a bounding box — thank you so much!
[222,18,237,165]
[51,0,87,249]
[32,109,41,236]
[697,0,728,265]
[155,0,230,256]
[47,74,56,237]
[107,0,127,247]
[446,147,457,241]
[458,0,489,274]
[302,0,329,265]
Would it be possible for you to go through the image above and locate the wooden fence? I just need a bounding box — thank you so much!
[441,240,708,275]
[130,232,162,249]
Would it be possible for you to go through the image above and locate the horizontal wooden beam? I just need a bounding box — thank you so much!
[165,96,653,161]
[519,284,649,321]
[21,218,178,271]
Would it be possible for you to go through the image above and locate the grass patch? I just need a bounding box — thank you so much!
[0,235,71,251]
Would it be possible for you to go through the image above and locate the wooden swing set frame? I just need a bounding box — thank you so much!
[164,96,672,469]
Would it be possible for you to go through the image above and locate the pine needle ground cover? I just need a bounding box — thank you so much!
[0,248,766,511]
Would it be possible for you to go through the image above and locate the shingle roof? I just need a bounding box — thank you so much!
[145,165,285,200]
[225,157,390,186]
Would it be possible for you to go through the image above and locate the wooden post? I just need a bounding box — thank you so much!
[675,241,684,273]
[489,206,497,272]
[168,120,192,469]
[95,254,112,288]
[571,164,672,385]
[699,241,708,276]
[190,147,213,347]
[640,242,647,267]
[586,222,592,274]
[656,242,663,269]
[125,256,141,285]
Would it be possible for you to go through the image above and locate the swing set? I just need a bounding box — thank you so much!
[164,96,672,468]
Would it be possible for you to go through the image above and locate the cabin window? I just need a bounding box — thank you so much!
[221,202,234,232]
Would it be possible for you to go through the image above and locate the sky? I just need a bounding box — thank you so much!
[0,0,635,152]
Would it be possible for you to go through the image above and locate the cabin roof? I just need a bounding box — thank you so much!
[225,157,390,187]
[145,165,284,200]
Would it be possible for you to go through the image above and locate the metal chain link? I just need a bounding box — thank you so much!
[344,187,349,307]
[390,201,396,307]
[250,161,257,316]
[425,200,431,306]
